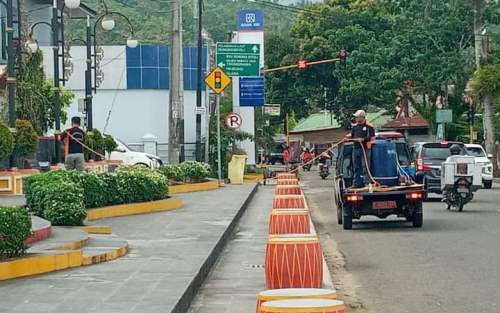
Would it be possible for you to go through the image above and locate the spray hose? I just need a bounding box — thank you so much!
[287,138,380,187]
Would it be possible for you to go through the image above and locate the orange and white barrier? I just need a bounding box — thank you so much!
[260,299,346,313]
[256,288,337,313]
[269,209,310,235]
[265,234,323,289]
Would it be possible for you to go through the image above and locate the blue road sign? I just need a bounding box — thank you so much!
[237,9,264,31]
[240,77,265,107]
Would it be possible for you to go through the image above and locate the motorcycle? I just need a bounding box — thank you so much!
[443,177,474,211]
[319,162,330,179]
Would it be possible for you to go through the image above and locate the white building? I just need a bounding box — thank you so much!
[39,44,209,162]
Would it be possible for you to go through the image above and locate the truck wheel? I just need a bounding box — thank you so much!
[412,203,423,228]
[484,181,493,189]
[337,203,343,225]
[343,205,353,230]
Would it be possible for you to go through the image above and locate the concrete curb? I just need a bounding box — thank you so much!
[86,197,183,221]
[169,180,220,194]
[171,183,259,313]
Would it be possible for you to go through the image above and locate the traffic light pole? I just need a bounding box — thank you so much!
[263,57,341,74]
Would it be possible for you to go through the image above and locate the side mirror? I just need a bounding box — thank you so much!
[488,154,493,159]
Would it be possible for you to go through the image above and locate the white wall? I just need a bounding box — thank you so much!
[39,45,207,147]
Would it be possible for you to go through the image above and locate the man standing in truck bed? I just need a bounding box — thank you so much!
[351,110,375,188]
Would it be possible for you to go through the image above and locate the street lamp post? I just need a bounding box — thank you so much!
[26,0,81,164]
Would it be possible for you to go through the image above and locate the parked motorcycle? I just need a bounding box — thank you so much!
[319,163,330,179]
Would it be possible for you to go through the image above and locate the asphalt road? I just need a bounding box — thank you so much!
[301,170,500,313]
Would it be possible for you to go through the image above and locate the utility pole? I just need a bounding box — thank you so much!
[195,0,203,161]
[473,0,497,174]
[168,0,184,164]
[52,0,62,164]
[85,15,93,129]
[6,0,16,168]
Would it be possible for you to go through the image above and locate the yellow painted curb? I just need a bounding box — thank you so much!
[86,197,183,221]
[82,245,129,266]
[80,226,113,234]
[169,180,219,194]
[0,250,82,281]
[244,174,264,183]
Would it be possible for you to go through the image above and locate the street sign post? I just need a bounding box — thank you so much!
[216,43,261,77]
[239,77,265,107]
[237,9,264,31]
[264,104,281,116]
[205,66,231,94]
[436,109,453,123]
[225,113,242,129]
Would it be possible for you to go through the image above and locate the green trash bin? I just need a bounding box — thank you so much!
[228,154,247,184]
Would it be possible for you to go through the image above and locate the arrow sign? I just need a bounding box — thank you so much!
[216,42,261,77]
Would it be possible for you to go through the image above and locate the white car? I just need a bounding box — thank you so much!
[107,138,162,168]
[465,144,493,189]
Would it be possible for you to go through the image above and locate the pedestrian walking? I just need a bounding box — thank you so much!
[351,110,375,188]
[61,116,86,171]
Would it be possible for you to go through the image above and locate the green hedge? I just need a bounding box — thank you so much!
[0,206,32,260]
[158,161,211,183]
[24,167,169,226]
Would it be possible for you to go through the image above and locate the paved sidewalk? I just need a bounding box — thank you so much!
[188,186,274,313]
[0,184,257,313]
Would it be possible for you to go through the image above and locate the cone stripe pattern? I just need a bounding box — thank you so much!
[273,195,306,209]
[277,179,300,186]
[269,210,310,235]
[276,173,297,180]
[265,237,323,289]
[275,185,302,195]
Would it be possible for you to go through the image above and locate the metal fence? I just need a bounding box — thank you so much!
[127,142,205,164]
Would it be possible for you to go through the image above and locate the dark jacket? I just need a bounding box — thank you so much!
[351,122,375,149]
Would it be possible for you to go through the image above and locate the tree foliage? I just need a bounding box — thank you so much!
[16,51,73,135]
[265,0,499,142]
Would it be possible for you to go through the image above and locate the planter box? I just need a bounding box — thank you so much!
[0,169,39,196]
[86,197,183,221]
[169,179,219,194]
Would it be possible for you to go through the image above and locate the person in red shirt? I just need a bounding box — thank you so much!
[282,145,291,170]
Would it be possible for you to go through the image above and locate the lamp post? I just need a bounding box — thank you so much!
[26,0,80,164]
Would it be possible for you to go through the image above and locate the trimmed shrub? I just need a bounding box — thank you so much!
[158,162,211,183]
[0,121,14,162]
[0,206,32,260]
[103,135,118,156]
[25,167,168,225]
[158,164,186,182]
[180,161,211,182]
[115,166,168,203]
[13,119,39,158]
[24,171,86,226]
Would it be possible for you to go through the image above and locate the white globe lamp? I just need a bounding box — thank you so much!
[126,37,138,49]
[101,15,115,31]
[64,0,81,9]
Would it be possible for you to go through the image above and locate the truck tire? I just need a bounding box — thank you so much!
[343,205,353,230]
[412,203,423,228]
[484,181,493,189]
[337,203,343,225]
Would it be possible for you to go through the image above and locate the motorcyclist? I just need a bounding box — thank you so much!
[301,148,313,164]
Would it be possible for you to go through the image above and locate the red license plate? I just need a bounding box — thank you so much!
[372,201,397,210]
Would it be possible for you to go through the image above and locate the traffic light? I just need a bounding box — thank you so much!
[297,59,308,70]
[339,50,349,67]
[215,71,222,89]
[467,107,476,125]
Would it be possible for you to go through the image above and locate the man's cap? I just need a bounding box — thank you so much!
[353,110,366,118]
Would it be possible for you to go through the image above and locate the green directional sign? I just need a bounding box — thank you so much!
[216,42,261,77]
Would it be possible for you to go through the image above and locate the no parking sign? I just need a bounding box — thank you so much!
[225,113,242,130]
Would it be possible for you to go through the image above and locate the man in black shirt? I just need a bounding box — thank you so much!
[61,117,85,171]
[351,110,375,188]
